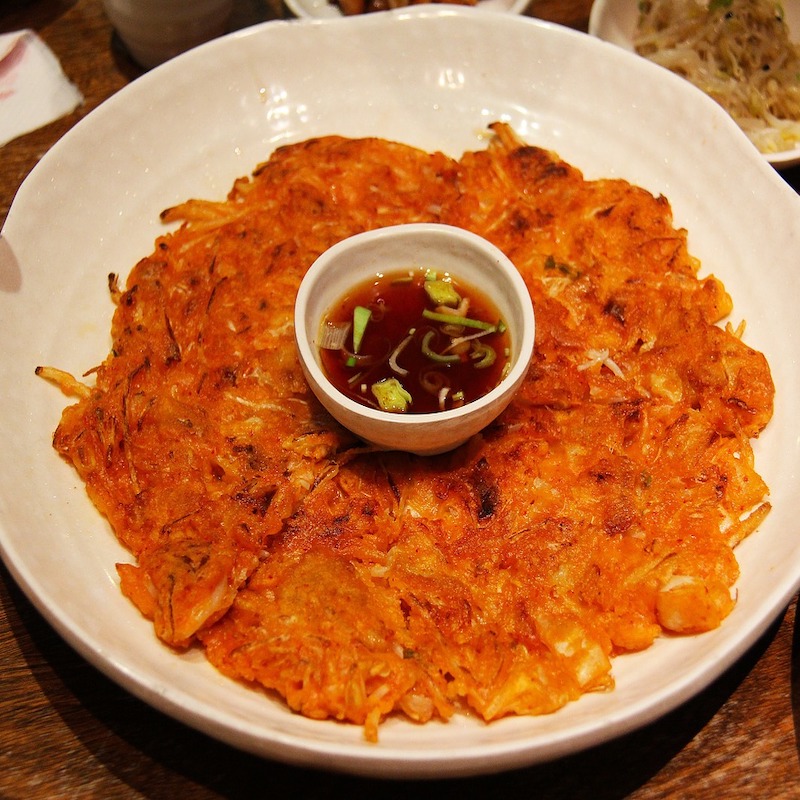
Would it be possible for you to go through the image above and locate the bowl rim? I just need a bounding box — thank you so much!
[294,223,536,427]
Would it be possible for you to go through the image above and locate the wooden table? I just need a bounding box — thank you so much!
[1,1,798,797]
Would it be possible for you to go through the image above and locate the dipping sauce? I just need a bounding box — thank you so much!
[317,269,511,414]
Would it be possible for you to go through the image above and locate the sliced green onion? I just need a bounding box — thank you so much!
[342,350,376,367]
[421,330,460,363]
[419,368,448,396]
[371,377,412,412]
[424,279,461,308]
[471,342,496,368]
[422,308,497,332]
[352,305,371,354]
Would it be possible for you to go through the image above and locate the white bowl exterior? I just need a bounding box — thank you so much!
[2,7,800,779]
[295,224,535,454]
[102,0,233,68]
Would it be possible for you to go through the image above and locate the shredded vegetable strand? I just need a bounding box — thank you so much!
[388,332,414,376]
[317,321,351,350]
[422,308,498,331]
[443,327,495,353]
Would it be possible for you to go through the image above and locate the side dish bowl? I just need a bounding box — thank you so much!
[588,0,800,170]
[294,223,535,455]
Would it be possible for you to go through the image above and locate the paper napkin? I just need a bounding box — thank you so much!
[0,29,83,147]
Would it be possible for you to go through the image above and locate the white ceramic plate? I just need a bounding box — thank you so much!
[284,0,529,19]
[589,0,800,169]
[2,7,800,779]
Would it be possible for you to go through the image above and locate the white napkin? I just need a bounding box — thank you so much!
[0,29,83,147]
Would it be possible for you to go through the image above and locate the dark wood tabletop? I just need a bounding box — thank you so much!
[2,1,799,797]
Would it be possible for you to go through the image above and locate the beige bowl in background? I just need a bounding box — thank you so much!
[294,223,535,456]
[588,0,800,169]
[102,0,233,69]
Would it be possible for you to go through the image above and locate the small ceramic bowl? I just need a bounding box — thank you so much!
[102,0,233,69]
[294,223,535,455]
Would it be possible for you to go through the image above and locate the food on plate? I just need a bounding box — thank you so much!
[38,123,774,741]
[634,0,800,154]
[317,269,512,413]
[335,0,475,14]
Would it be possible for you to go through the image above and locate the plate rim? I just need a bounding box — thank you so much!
[2,7,800,779]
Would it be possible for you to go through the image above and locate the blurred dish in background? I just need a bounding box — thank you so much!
[285,0,529,17]
[589,0,800,169]
[102,0,233,69]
